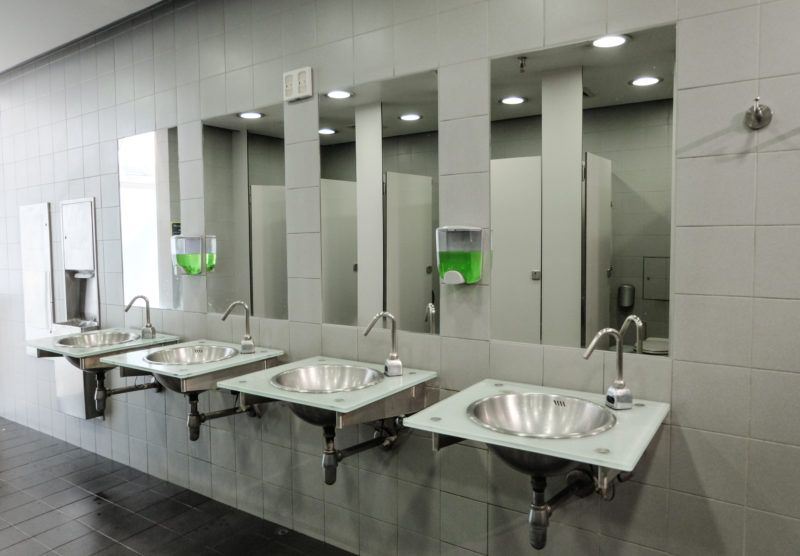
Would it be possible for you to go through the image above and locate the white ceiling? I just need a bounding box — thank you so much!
[0,0,162,73]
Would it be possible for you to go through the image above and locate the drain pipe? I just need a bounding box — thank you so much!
[528,470,594,550]
[321,421,400,485]
[186,393,264,441]
[94,372,161,414]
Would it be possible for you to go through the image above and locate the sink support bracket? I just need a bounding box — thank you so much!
[322,420,401,485]
[186,393,271,441]
[431,432,464,452]
[94,371,161,414]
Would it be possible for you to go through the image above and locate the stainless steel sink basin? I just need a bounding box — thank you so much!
[145,345,238,365]
[271,364,384,393]
[468,392,616,439]
[56,331,140,348]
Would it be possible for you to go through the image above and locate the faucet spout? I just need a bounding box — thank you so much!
[364,311,402,376]
[222,300,254,354]
[619,314,644,356]
[124,295,155,339]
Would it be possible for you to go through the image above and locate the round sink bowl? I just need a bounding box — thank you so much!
[145,345,238,365]
[467,392,616,439]
[271,364,384,393]
[56,331,140,348]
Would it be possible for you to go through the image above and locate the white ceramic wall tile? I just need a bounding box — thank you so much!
[439,116,490,175]
[676,7,758,89]
[440,337,490,390]
[436,2,488,66]
[667,491,744,556]
[353,27,394,84]
[285,140,320,189]
[285,186,321,233]
[756,150,800,225]
[608,0,675,34]
[353,0,393,34]
[544,0,606,46]
[438,172,490,228]
[672,294,752,367]
[314,38,355,92]
[438,59,489,122]
[675,80,758,158]
[393,16,437,77]
[489,340,543,385]
[751,298,800,372]
[287,278,322,323]
[748,440,800,520]
[744,509,800,555]
[677,0,756,19]
[673,226,754,296]
[287,232,322,278]
[754,226,800,299]
[750,369,800,446]
[315,0,353,45]
[758,74,800,153]
[675,154,756,226]
[671,361,749,435]
[440,284,490,340]
[759,0,800,78]
[542,345,604,393]
[488,0,544,57]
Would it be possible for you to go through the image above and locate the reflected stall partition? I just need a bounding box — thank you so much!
[319,71,440,334]
[489,25,675,352]
[202,105,288,319]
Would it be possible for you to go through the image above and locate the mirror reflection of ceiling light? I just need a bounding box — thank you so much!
[500,96,526,105]
[318,128,337,135]
[326,90,352,99]
[630,76,661,87]
[238,112,263,119]
[399,113,422,121]
[592,35,628,48]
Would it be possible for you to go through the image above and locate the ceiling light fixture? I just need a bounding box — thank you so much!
[399,113,422,121]
[238,112,264,119]
[326,90,352,100]
[592,35,628,48]
[630,76,661,87]
[318,128,337,135]
[500,96,526,105]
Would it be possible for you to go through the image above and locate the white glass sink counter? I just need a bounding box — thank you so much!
[28,328,180,360]
[404,379,669,472]
[99,339,283,379]
[217,357,438,414]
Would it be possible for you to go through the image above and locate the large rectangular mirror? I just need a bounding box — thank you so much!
[490,25,674,354]
[118,128,182,310]
[203,106,287,318]
[319,71,439,333]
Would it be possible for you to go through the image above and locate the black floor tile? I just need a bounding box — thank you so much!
[137,499,192,523]
[171,490,209,508]
[1,501,52,526]
[79,475,127,497]
[92,542,139,556]
[78,504,154,542]
[0,528,28,551]
[52,531,115,556]
[116,489,167,513]
[121,525,180,554]
[21,479,71,500]
[0,537,49,556]
[151,536,222,556]
[160,507,215,536]
[58,496,111,519]
[93,482,141,504]
[39,487,91,510]
[0,493,34,514]
[212,532,274,555]
[14,510,72,536]
[32,520,92,549]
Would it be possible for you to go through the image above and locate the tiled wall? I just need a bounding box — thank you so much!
[1,0,799,555]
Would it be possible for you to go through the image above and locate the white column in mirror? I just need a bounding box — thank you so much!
[541,67,583,347]
[584,153,613,345]
[490,157,542,344]
[19,203,54,350]
[355,103,384,326]
[321,179,357,326]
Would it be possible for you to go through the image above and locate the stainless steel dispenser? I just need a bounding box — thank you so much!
[60,198,100,328]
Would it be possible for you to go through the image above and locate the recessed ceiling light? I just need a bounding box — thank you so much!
[592,35,628,48]
[238,112,263,119]
[630,76,661,87]
[318,128,337,135]
[500,96,526,105]
[399,113,421,121]
[326,90,352,100]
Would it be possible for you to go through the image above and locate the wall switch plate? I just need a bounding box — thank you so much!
[282,67,313,102]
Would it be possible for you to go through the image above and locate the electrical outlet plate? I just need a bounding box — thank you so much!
[282,67,313,102]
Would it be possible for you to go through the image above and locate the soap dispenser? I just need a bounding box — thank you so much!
[435,226,483,285]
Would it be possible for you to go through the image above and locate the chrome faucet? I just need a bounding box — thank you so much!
[364,311,402,377]
[124,295,155,339]
[583,316,642,410]
[424,303,436,335]
[222,300,255,354]
[620,314,644,354]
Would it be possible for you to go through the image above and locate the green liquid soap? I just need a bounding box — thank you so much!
[206,253,216,272]
[438,251,482,283]
[176,253,202,275]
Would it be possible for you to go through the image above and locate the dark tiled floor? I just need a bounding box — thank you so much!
[0,418,351,555]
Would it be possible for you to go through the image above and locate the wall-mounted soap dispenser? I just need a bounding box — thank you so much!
[171,235,217,275]
[59,198,100,328]
[435,226,483,285]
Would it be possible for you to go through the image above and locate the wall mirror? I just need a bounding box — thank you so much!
[118,128,182,310]
[202,105,287,318]
[319,71,439,333]
[490,25,674,354]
